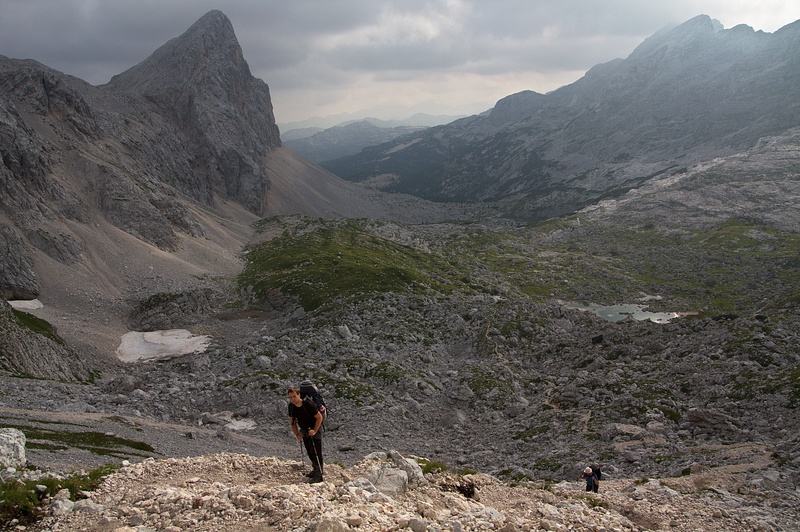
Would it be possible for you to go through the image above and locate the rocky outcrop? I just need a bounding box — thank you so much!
[0,299,87,381]
[0,428,25,468]
[127,288,228,331]
[105,10,281,214]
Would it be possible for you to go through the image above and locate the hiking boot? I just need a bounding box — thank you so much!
[308,470,323,483]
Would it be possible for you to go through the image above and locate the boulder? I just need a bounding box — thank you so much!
[364,463,409,497]
[0,428,25,468]
[601,423,648,441]
[388,449,428,487]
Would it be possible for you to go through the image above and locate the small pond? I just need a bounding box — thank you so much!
[563,302,688,323]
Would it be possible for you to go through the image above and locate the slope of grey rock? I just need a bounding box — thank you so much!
[0,299,87,381]
[104,9,281,214]
[323,15,800,219]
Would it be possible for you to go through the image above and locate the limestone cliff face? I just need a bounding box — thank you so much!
[0,10,283,298]
[105,10,281,214]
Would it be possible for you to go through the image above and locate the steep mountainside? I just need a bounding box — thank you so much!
[104,10,281,214]
[0,10,281,303]
[0,10,462,360]
[324,15,800,219]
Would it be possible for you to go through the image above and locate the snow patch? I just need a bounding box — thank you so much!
[8,299,44,310]
[116,329,211,363]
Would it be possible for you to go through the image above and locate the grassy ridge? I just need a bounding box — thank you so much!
[239,220,460,311]
[238,216,798,317]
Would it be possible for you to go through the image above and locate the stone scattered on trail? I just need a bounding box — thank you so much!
[29,452,800,532]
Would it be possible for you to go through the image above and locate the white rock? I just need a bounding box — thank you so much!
[73,499,105,513]
[0,428,26,468]
[364,464,409,496]
[50,498,74,515]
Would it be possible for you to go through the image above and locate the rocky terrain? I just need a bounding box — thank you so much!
[2,130,799,528]
[21,452,799,531]
[1,9,799,531]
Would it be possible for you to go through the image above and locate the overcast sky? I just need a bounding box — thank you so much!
[2,1,799,126]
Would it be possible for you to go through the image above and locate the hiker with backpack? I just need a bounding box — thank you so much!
[288,385,325,482]
[580,466,600,493]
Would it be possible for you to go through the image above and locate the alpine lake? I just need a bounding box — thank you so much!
[562,301,696,323]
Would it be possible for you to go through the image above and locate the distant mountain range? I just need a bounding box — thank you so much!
[281,114,471,163]
[322,15,800,219]
[283,120,427,163]
[279,110,477,134]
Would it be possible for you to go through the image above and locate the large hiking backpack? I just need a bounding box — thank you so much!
[299,380,328,422]
[592,466,602,481]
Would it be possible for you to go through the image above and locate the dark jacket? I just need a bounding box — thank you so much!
[289,398,321,433]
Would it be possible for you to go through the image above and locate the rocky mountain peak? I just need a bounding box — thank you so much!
[106,10,246,100]
[629,15,725,60]
[105,10,281,214]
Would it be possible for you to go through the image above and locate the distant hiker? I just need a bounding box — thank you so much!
[288,387,324,482]
[580,466,600,493]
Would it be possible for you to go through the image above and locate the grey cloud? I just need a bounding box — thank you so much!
[1,0,798,122]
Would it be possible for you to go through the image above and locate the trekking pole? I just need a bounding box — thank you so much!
[311,438,323,477]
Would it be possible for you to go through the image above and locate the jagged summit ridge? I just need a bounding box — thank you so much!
[106,10,243,93]
[106,10,281,214]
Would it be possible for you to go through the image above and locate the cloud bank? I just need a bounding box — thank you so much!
[2,0,799,124]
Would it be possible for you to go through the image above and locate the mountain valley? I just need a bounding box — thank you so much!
[0,9,799,531]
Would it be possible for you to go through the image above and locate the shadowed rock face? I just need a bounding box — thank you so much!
[0,224,38,299]
[0,10,284,299]
[0,299,87,381]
